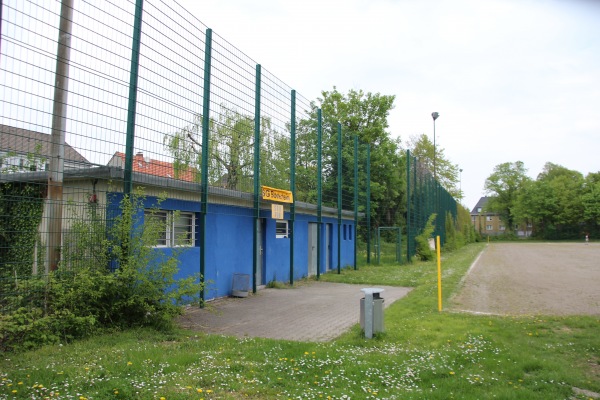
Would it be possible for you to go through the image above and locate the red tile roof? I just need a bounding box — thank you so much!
[112,152,197,182]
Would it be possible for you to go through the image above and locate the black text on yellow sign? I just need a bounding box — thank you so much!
[261,185,293,203]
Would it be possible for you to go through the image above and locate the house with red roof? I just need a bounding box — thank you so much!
[107,151,198,183]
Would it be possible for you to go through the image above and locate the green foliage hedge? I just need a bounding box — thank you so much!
[0,183,45,277]
[415,214,436,261]
[1,192,203,352]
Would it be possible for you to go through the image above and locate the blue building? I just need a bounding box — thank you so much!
[106,185,356,300]
[1,145,357,300]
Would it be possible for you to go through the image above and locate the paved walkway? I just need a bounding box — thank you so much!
[177,281,412,342]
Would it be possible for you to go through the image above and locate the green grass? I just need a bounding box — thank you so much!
[2,243,599,399]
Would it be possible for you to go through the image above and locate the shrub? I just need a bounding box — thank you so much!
[1,191,203,352]
[415,214,436,261]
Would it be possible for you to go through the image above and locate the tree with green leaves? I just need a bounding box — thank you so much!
[519,163,584,238]
[582,172,600,226]
[164,104,285,192]
[484,161,531,231]
[302,87,404,232]
[406,134,461,198]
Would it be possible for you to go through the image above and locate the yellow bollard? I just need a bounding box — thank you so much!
[437,235,442,312]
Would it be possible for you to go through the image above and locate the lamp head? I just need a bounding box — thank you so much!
[432,112,439,121]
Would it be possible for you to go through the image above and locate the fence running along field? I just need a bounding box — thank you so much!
[406,150,457,261]
[1,0,458,304]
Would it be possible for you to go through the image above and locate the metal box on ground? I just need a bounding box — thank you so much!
[360,288,385,338]
[231,273,250,297]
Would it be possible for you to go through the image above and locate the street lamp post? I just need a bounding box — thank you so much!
[431,112,439,179]
[459,168,463,200]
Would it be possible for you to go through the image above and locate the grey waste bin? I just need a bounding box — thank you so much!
[360,288,385,338]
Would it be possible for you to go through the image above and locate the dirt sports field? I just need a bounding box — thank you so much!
[450,242,600,316]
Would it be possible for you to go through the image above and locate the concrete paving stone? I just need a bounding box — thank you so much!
[178,281,412,342]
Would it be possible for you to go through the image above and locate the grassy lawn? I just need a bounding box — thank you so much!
[1,242,599,399]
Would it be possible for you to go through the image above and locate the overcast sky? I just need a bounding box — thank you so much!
[179,0,600,209]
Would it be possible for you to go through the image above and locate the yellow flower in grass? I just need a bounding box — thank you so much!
[197,388,203,393]
[449,371,455,375]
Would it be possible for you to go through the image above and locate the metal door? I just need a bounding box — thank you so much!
[325,223,331,270]
[256,218,265,285]
[308,222,317,276]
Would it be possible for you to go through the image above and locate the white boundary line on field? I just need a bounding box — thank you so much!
[446,244,489,307]
[462,243,488,281]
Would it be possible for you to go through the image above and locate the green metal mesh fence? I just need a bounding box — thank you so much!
[0,0,371,292]
[406,150,458,261]
[1,0,458,302]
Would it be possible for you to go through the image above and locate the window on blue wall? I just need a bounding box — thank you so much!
[349,225,353,240]
[276,220,288,238]
[343,224,347,240]
[144,209,195,247]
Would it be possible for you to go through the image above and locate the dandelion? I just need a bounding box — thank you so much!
[127,361,133,366]
[18,382,23,385]
[160,397,166,400]
[206,389,213,393]
[197,388,203,393]
[11,390,17,394]
[114,390,119,394]
[449,371,455,375]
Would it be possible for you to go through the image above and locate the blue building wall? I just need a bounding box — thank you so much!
[107,193,356,300]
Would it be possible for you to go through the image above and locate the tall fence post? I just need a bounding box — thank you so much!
[366,144,371,264]
[337,122,342,274]
[316,108,322,279]
[199,28,213,305]
[353,135,358,270]
[289,89,296,285]
[44,0,74,272]
[252,64,262,293]
[406,150,412,262]
[123,0,144,197]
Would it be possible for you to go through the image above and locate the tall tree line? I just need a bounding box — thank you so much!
[484,161,600,239]
[164,88,461,239]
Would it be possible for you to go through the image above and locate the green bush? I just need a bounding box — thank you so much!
[415,214,436,261]
[1,191,204,352]
[0,183,44,276]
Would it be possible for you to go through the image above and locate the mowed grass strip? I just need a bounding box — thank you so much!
[1,243,599,399]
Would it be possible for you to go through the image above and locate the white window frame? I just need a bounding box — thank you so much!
[486,225,493,231]
[276,220,288,239]
[499,225,506,231]
[144,209,195,247]
[486,216,493,221]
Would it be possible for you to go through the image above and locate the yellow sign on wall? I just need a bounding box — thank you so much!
[261,185,293,203]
